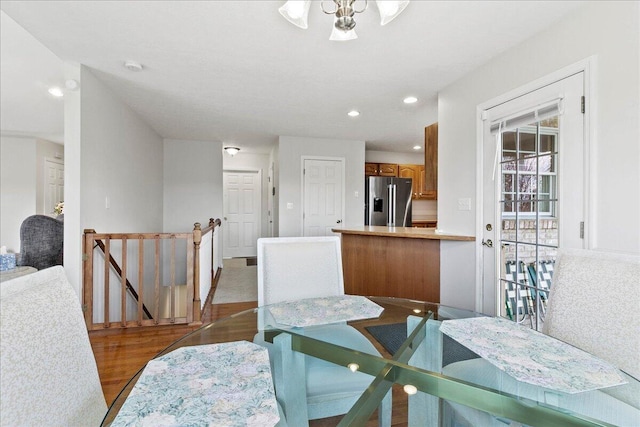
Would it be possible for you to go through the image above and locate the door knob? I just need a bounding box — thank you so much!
[336,220,342,224]
[482,239,493,248]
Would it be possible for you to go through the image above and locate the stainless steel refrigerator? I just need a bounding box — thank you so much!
[365,177,413,226]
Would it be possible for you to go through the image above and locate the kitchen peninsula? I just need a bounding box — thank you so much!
[332,226,474,302]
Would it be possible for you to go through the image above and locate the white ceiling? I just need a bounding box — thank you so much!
[0,1,584,153]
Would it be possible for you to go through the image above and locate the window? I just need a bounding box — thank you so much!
[501,119,558,217]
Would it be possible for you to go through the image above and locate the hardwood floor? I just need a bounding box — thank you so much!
[91,301,409,426]
[90,301,257,404]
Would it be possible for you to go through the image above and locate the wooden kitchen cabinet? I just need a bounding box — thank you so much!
[399,164,435,200]
[365,163,398,177]
[398,164,420,199]
[423,123,438,200]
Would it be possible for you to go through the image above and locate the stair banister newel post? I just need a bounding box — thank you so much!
[192,222,202,325]
[83,229,97,329]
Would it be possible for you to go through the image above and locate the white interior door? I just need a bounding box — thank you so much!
[481,72,585,321]
[303,158,344,236]
[223,170,261,258]
[44,159,64,215]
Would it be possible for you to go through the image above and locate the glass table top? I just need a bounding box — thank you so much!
[102,296,639,427]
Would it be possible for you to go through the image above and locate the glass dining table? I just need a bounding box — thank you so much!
[101,296,639,427]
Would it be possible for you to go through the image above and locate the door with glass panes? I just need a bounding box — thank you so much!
[481,72,585,330]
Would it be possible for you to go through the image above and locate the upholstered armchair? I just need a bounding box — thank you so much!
[16,214,64,270]
[439,249,640,426]
[0,266,107,426]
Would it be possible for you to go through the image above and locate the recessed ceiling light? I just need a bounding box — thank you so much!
[348,110,360,117]
[413,145,421,150]
[124,60,143,72]
[48,87,64,97]
[403,96,418,104]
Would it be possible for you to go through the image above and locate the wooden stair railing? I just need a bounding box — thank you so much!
[92,238,153,320]
[83,218,222,330]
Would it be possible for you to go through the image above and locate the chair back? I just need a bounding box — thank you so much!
[257,236,344,308]
[0,266,107,426]
[543,249,640,379]
[18,214,64,270]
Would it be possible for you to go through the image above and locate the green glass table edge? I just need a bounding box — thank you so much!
[269,312,615,427]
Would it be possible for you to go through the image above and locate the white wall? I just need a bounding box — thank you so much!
[277,136,365,236]
[223,151,270,238]
[438,1,640,310]
[163,139,222,291]
[81,68,164,233]
[163,139,223,232]
[365,150,424,165]
[0,136,36,253]
[63,64,165,297]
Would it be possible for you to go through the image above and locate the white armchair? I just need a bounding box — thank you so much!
[0,266,107,426]
[255,236,391,427]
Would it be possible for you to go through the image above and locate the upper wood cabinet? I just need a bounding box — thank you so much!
[398,164,420,199]
[399,164,434,200]
[365,163,398,177]
[423,123,438,200]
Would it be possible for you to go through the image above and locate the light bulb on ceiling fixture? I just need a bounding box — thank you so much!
[330,17,358,41]
[413,145,421,150]
[403,96,418,104]
[279,0,311,29]
[224,147,240,156]
[376,0,410,25]
[347,110,360,117]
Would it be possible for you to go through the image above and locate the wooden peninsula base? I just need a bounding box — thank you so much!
[333,227,475,302]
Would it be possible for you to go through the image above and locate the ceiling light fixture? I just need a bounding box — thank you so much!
[279,0,410,41]
[413,145,421,150]
[348,110,360,117]
[124,60,143,72]
[224,147,240,156]
[48,87,64,97]
[403,96,418,104]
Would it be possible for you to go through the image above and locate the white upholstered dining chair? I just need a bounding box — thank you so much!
[255,236,391,427]
[0,266,107,427]
[438,249,640,426]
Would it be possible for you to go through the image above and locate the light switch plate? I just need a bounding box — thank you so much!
[286,202,293,210]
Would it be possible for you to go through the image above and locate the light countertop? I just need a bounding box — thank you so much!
[332,226,475,241]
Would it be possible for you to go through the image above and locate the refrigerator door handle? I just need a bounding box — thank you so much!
[387,184,396,226]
